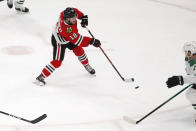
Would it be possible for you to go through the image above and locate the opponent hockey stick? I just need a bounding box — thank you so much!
[0,111,47,124]
[86,27,134,82]
[123,84,193,124]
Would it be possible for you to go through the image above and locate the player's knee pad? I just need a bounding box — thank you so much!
[50,60,62,68]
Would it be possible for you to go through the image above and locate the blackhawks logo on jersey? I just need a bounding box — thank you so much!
[66,27,72,33]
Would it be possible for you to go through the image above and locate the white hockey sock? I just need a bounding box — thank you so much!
[14,0,25,9]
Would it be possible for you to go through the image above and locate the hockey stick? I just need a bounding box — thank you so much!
[86,27,134,82]
[0,111,47,124]
[123,84,193,124]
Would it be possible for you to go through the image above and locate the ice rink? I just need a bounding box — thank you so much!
[0,0,196,130]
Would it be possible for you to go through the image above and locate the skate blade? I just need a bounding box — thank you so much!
[15,9,29,14]
[33,80,45,86]
[88,74,96,78]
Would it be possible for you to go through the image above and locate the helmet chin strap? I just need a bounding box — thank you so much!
[64,19,73,25]
[67,20,72,25]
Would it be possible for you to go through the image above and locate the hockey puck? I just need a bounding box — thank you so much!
[135,86,139,89]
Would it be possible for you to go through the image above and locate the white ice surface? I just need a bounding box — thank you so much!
[0,0,196,130]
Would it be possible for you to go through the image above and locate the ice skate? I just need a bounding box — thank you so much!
[34,75,46,86]
[15,6,29,13]
[7,0,13,8]
[84,64,95,75]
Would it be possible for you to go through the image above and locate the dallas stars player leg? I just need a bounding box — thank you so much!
[7,0,29,13]
[166,41,196,122]
[7,0,13,8]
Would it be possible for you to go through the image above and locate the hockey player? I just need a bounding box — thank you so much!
[34,7,101,86]
[166,41,196,122]
[7,0,29,13]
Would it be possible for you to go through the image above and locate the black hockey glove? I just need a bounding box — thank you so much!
[90,38,101,47]
[191,84,196,89]
[81,15,88,28]
[166,76,184,88]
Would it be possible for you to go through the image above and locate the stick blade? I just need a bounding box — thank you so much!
[123,116,137,124]
[124,78,134,83]
[30,114,47,124]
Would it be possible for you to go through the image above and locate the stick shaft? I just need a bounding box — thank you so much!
[0,111,28,122]
[136,84,192,124]
[86,27,127,81]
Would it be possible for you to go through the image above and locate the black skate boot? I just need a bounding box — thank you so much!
[7,0,13,8]
[34,75,46,86]
[84,64,95,75]
[15,7,29,13]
